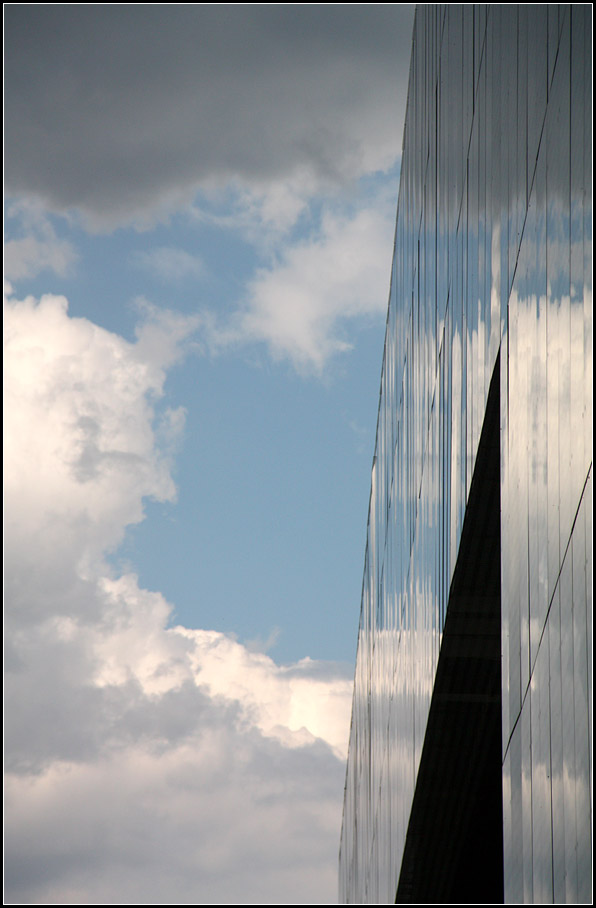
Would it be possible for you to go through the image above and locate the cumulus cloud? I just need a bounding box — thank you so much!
[4,288,353,903]
[4,291,190,584]
[5,5,414,228]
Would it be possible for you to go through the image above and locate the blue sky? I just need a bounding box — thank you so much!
[4,6,414,903]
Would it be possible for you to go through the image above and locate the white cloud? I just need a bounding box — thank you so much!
[4,288,353,903]
[192,191,396,373]
[4,291,187,579]
[178,628,351,759]
[190,176,320,248]
[232,198,396,373]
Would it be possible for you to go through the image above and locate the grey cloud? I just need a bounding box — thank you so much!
[5,726,343,904]
[5,5,414,225]
[4,648,233,774]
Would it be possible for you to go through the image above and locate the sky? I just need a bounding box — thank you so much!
[4,5,415,904]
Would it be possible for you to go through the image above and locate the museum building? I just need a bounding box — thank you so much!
[339,6,592,903]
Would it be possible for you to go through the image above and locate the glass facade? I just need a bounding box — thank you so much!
[339,5,592,903]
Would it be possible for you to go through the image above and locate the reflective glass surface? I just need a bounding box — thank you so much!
[339,6,592,903]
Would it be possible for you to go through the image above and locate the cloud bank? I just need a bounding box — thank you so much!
[5,5,413,228]
[4,288,353,903]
